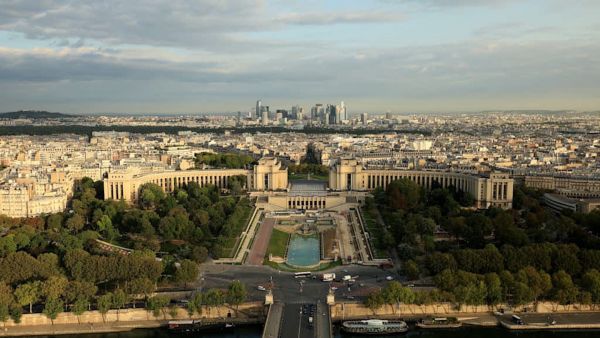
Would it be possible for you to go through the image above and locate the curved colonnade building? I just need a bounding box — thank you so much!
[329,159,513,209]
[104,157,288,202]
[104,157,513,210]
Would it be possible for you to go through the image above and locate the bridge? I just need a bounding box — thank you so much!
[262,301,332,338]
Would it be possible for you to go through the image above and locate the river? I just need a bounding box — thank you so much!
[37,326,600,338]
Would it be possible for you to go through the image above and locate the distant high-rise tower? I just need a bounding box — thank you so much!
[255,100,262,119]
[340,101,347,122]
[361,112,368,125]
[327,104,337,125]
[261,109,269,125]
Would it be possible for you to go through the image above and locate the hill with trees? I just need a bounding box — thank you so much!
[0,111,78,119]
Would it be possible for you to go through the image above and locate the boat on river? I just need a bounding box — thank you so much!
[416,317,462,329]
[341,319,408,335]
[167,320,235,333]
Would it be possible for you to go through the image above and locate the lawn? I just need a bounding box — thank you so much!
[219,198,255,258]
[266,229,289,258]
[361,208,388,259]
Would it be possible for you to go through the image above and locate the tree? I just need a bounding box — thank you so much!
[0,283,14,328]
[126,278,155,307]
[582,269,600,306]
[0,236,17,258]
[175,259,198,286]
[96,215,117,241]
[46,213,64,231]
[9,305,21,324]
[168,305,179,319]
[0,303,8,328]
[226,280,247,313]
[552,270,579,309]
[203,289,225,316]
[72,298,88,324]
[97,293,113,323]
[511,281,534,307]
[64,281,97,305]
[364,291,385,315]
[382,281,415,313]
[401,260,420,280]
[147,295,170,318]
[386,179,421,211]
[65,213,86,232]
[516,267,551,304]
[43,298,63,325]
[484,273,503,308]
[191,293,204,316]
[190,245,209,263]
[42,276,68,301]
[112,289,127,321]
[434,269,457,292]
[138,183,165,210]
[15,281,41,313]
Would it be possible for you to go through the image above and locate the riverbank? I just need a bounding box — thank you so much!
[0,302,265,337]
[330,301,600,331]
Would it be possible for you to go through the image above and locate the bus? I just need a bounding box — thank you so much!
[294,272,312,278]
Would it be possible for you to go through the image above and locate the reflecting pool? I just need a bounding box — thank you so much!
[286,234,320,267]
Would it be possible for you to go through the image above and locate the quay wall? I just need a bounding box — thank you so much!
[0,302,264,336]
[331,302,600,320]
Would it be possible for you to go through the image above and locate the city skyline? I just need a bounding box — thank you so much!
[0,0,599,113]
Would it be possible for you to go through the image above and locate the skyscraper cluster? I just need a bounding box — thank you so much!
[311,101,346,125]
[254,100,345,126]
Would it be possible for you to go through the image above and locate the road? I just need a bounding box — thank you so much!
[499,312,600,327]
[199,264,403,303]
[280,303,315,338]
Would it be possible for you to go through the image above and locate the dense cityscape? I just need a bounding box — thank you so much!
[2,0,600,337]
[0,108,600,337]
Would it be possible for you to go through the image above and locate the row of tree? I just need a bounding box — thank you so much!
[194,152,254,169]
[0,279,247,325]
[366,268,600,313]
[423,243,600,277]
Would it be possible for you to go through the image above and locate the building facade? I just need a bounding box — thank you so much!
[329,158,514,209]
[0,185,67,218]
[104,157,288,202]
[525,175,600,198]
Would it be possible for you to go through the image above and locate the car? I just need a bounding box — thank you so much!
[385,276,394,281]
[346,296,355,300]
[331,287,338,291]
[257,285,266,291]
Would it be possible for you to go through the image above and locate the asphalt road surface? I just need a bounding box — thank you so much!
[281,303,315,338]
[499,312,600,326]
[199,264,404,304]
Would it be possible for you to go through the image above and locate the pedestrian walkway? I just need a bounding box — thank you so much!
[262,303,283,338]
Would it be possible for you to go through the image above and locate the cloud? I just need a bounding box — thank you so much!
[0,0,403,52]
[381,0,518,7]
[0,0,267,50]
[1,36,599,112]
[276,11,403,25]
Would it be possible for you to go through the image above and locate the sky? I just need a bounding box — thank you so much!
[0,0,599,114]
